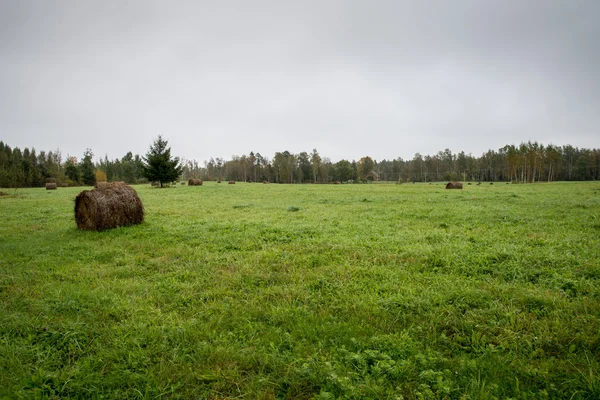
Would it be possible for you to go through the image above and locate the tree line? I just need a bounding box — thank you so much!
[1,139,598,188]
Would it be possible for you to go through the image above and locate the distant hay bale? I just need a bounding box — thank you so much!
[217,180,222,183]
[46,183,57,190]
[188,178,203,186]
[75,182,144,231]
[263,181,269,184]
[445,181,463,189]
[228,181,236,184]
[61,183,69,187]
[151,181,160,187]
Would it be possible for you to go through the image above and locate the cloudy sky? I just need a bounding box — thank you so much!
[1,0,598,163]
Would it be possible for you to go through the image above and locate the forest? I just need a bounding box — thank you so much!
[0,140,598,188]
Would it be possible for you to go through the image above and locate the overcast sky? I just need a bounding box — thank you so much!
[1,0,599,163]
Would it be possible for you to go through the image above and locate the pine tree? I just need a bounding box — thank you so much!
[141,135,182,187]
[80,149,96,186]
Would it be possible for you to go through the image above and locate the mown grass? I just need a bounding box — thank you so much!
[1,182,599,399]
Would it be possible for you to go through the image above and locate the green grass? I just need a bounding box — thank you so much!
[1,182,599,399]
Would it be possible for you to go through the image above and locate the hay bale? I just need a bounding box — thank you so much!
[95,181,124,189]
[228,181,235,184]
[61,183,69,187]
[151,181,160,187]
[46,183,57,190]
[445,181,463,189]
[263,181,269,184]
[188,178,203,186]
[75,182,144,231]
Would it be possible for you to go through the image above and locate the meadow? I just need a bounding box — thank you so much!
[1,181,599,399]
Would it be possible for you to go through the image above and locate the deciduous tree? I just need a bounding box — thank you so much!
[334,159,354,182]
[357,156,375,181]
[65,156,80,184]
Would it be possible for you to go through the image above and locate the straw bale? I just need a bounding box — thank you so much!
[445,181,463,189]
[75,182,144,231]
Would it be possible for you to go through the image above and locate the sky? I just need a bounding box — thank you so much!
[1,0,599,164]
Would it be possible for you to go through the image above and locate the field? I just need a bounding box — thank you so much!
[1,181,599,399]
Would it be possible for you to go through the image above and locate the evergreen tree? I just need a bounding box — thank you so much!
[28,148,43,187]
[141,135,182,187]
[121,151,136,183]
[80,149,96,186]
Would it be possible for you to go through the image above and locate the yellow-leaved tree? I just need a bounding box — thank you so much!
[95,169,107,183]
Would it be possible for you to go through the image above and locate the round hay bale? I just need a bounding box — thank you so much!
[46,183,57,190]
[188,178,203,186]
[75,182,144,231]
[228,181,236,184]
[445,181,463,189]
[95,181,124,189]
